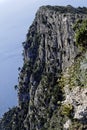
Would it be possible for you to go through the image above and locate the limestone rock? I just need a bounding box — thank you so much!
[0,5,87,130]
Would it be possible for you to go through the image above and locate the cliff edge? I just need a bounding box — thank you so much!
[0,5,87,130]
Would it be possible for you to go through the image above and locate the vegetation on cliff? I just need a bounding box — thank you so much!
[73,19,87,48]
[0,6,87,130]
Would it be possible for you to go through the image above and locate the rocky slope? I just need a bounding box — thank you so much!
[0,5,87,130]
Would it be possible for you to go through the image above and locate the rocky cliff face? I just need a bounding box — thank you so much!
[0,5,87,130]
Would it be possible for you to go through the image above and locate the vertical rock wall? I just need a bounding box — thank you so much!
[16,6,87,130]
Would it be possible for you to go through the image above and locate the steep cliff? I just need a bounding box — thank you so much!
[0,5,87,130]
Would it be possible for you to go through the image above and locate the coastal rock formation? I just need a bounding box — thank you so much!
[0,5,87,130]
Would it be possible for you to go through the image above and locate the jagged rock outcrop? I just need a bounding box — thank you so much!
[0,5,87,130]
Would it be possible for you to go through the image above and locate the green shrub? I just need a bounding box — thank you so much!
[61,104,74,117]
[74,19,87,48]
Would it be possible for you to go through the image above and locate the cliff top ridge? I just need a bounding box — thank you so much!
[39,5,87,14]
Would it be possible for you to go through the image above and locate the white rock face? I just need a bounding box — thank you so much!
[63,52,87,121]
[74,88,87,120]
[64,85,87,120]
[64,119,71,129]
